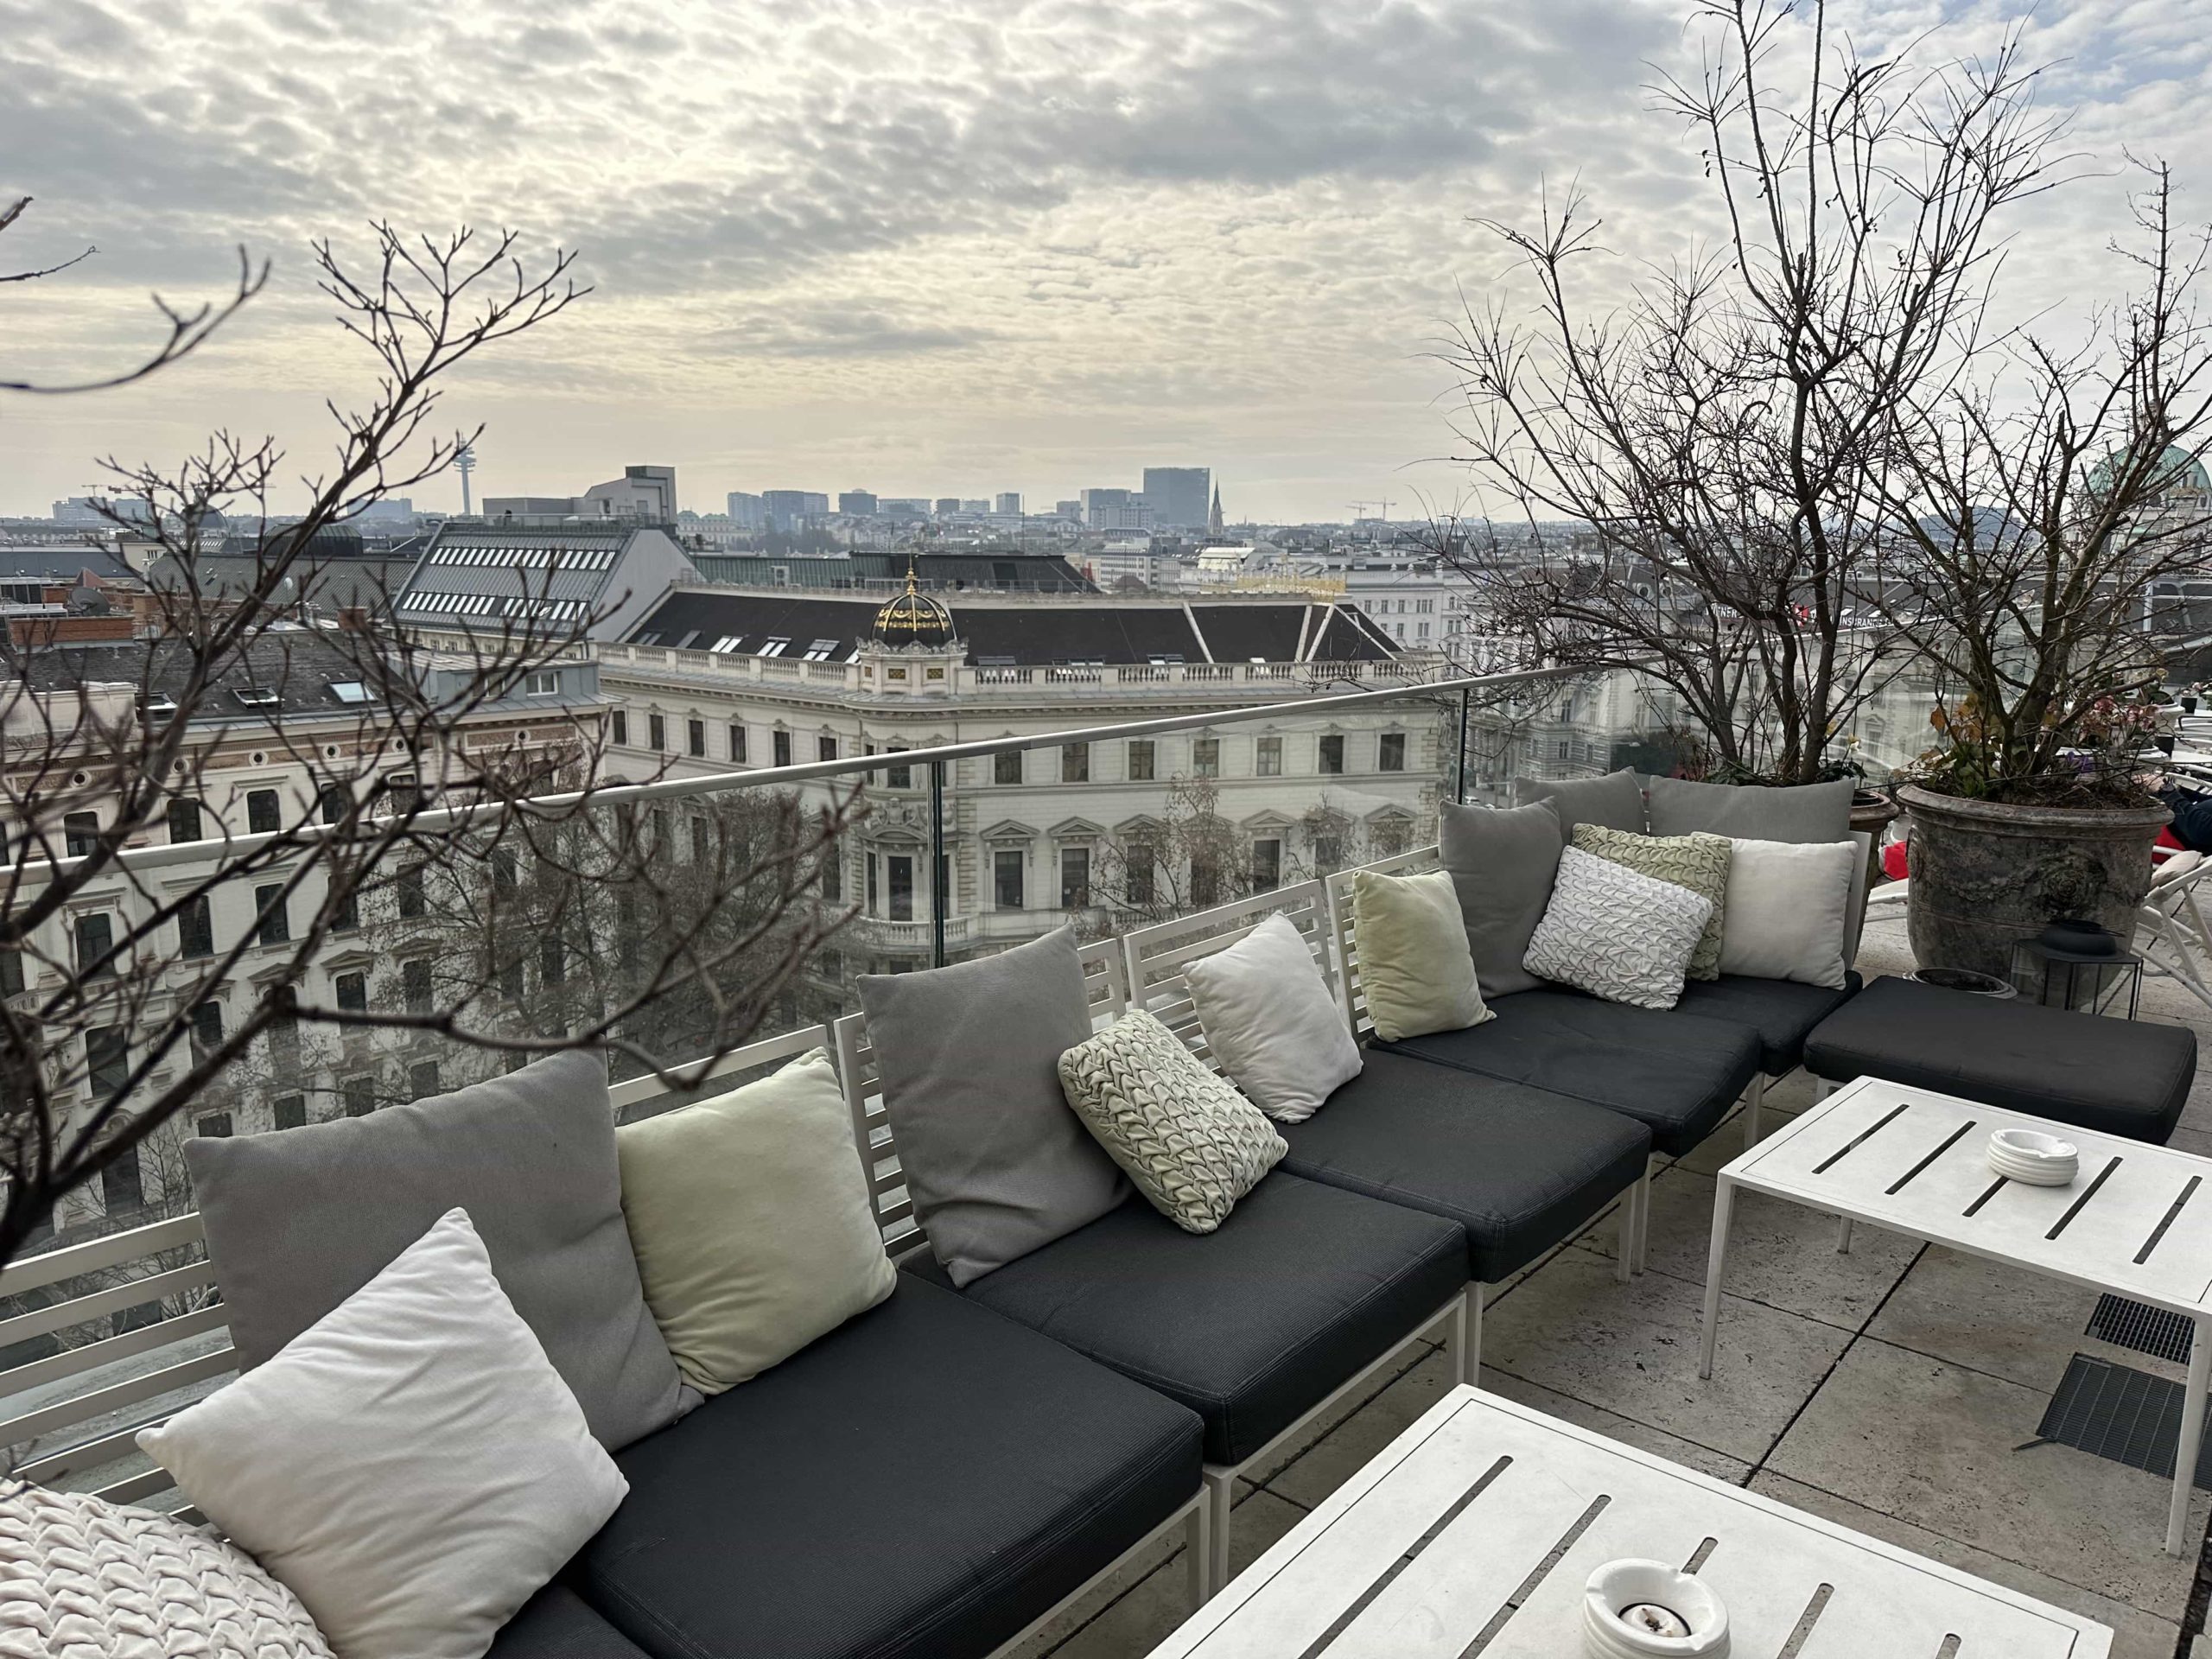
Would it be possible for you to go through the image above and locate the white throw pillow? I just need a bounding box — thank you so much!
[1181,912,1362,1122]
[0,1485,334,1659]
[1719,836,1859,988]
[1522,845,1713,1010]
[139,1209,628,1659]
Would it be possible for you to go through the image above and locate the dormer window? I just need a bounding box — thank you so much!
[234,685,280,709]
[758,639,789,658]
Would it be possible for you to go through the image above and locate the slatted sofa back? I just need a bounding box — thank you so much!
[1117,880,1340,1067]
[0,1022,833,1511]
[831,939,1130,1254]
[1319,847,1443,1040]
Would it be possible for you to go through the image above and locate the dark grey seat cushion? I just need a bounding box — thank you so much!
[578,1277,1201,1659]
[906,1173,1465,1466]
[1673,973,1863,1075]
[1803,975,2196,1144]
[1279,1052,1650,1282]
[1380,989,1762,1157]
[490,1586,650,1659]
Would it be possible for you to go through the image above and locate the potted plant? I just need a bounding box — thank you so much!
[1874,154,2212,978]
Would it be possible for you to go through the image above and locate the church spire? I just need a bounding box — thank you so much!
[1207,482,1224,536]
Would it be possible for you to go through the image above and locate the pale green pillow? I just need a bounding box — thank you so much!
[616,1050,894,1393]
[1571,823,1732,980]
[1351,868,1493,1041]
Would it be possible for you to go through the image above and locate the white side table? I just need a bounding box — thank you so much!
[1148,1386,2111,1656]
[1700,1075,2212,1554]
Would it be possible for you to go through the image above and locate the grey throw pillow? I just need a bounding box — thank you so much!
[1438,799,1565,999]
[1513,768,1646,833]
[183,1051,684,1452]
[1645,775,1854,843]
[859,926,1129,1286]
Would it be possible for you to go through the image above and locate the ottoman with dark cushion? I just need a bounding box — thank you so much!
[1802,974,2197,1144]
[1673,973,1863,1076]
[489,1586,650,1659]
[577,1276,1202,1659]
[904,1173,1466,1467]
[1278,1051,1652,1282]
[1379,989,1763,1157]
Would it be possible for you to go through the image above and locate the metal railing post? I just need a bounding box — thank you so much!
[1456,686,1471,804]
[930,760,947,969]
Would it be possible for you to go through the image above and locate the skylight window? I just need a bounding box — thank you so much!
[233,685,281,708]
[758,638,789,657]
[710,636,743,653]
[802,639,840,661]
[327,681,372,704]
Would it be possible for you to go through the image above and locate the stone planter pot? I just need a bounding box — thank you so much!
[1896,783,2170,980]
[1849,790,1898,892]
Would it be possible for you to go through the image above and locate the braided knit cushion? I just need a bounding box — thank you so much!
[1058,1010,1287,1233]
[0,1484,334,1658]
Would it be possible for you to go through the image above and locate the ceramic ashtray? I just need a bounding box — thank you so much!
[1582,1560,1730,1657]
[1986,1128,2079,1187]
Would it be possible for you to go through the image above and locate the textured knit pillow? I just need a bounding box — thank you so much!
[1058,1011,1287,1233]
[0,1484,334,1659]
[1349,868,1491,1040]
[1571,823,1733,981]
[1522,846,1713,1009]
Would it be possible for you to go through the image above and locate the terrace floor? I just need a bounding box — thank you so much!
[1020,913,2212,1659]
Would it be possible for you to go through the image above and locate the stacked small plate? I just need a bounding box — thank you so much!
[1986,1128,2079,1186]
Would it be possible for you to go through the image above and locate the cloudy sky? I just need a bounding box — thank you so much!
[3,0,2208,524]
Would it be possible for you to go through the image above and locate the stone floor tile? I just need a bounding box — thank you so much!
[1237,1338,1436,1487]
[1036,1490,1306,1658]
[1748,1471,2182,1657]
[1265,1346,1455,1508]
[1575,1162,1921,1330]
[1480,1242,1853,1462]
[1474,1369,1750,1484]
[1865,1243,2108,1390]
[1762,1335,2209,1619]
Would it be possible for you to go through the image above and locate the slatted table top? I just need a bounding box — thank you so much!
[1149,1387,2107,1657]
[1727,1077,2212,1316]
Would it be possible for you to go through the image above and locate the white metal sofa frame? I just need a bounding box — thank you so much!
[0,1021,1203,1659]
[832,928,1466,1602]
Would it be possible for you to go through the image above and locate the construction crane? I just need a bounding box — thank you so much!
[1346,499,1394,522]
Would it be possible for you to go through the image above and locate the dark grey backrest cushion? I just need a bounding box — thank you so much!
[859,926,1129,1287]
[1646,776,1855,843]
[183,1050,683,1451]
[1439,798,1565,1000]
[1512,768,1645,834]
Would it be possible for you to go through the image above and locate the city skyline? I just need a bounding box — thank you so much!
[3,0,2206,523]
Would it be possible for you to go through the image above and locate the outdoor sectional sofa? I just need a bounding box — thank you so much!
[20,791,2201,1659]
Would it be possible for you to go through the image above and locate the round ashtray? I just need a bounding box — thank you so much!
[1582,1560,1730,1656]
[1987,1128,2079,1187]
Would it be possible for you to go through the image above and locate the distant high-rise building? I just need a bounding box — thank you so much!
[483,465,676,524]
[995,492,1022,515]
[960,499,988,514]
[761,491,829,531]
[1080,488,1150,531]
[726,492,766,530]
[1142,467,1211,531]
[837,490,879,516]
[934,498,962,516]
[1054,499,1082,520]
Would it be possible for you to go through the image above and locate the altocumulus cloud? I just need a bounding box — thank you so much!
[3,0,2210,518]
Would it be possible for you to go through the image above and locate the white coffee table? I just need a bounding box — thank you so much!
[1147,1386,2111,1656]
[1700,1074,2212,1554]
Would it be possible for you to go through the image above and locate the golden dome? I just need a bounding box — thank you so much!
[872,563,956,648]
